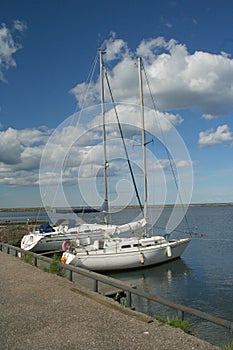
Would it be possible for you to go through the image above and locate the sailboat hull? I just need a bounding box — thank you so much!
[20,220,147,252]
[21,233,78,252]
[62,238,191,271]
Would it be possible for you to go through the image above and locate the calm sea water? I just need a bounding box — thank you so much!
[109,205,233,347]
[0,210,48,222]
[1,205,232,346]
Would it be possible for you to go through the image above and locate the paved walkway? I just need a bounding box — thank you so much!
[0,252,219,350]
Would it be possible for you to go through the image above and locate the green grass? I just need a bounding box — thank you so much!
[154,315,191,333]
[23,252,33,264]
[167,318,191,333]
[221,340,233,350]
[114,291,127,306]
[43,254,64,276]
[154,315,166,324]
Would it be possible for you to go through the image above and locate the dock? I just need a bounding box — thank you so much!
[0,252,219,350]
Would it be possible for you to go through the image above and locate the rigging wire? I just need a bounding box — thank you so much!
[104,70,144,215]
[141,60,192,235]
[74,52,99,115]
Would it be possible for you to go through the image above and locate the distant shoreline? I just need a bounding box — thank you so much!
[0,202,233,212]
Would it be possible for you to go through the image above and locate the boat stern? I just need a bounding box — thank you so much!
[60,252,75,265]
[20,233,42,251]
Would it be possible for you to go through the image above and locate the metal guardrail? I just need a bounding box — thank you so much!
[1,242,233,332]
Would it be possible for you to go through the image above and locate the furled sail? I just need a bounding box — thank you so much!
[115,218,147,235]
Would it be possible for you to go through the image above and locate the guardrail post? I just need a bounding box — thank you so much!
[69,270,73,282]
[93,279,98,293]
[178,310,185,321]
[7,246,10,254]
[126,291,132,308]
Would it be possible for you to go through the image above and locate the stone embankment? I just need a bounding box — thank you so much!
[0,222,41,246]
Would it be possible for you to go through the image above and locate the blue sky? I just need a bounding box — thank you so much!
[0,0,233,208]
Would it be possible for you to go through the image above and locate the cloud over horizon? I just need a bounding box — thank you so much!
[0,35,232,194]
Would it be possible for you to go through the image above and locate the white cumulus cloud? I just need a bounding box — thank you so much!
[198,124,233,146]
[0,21,27,81]
[0,126,52,185]
[71,35,233,118]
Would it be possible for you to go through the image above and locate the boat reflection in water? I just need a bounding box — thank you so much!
[108,258,191,318]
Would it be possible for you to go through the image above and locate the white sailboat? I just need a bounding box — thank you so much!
[20,221,109,253]
[20,218,147,253]
[21,221,71,253]
[60,51,191,271]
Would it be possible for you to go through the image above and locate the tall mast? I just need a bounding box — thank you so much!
[99,49,109,224]
[138,56,148,225]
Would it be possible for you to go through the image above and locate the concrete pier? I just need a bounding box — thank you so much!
[0,252,219,350]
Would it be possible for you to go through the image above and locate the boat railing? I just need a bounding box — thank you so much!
[0,242,232,332]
